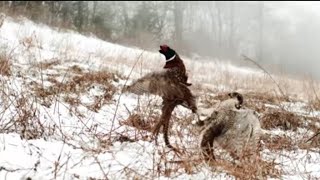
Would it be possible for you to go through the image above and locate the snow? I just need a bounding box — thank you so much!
[263,149,320,180]
[0,14,319,179]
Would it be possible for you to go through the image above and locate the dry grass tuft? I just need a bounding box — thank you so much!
[70,71,118,94]
[260,110,302,131]
[263,135,296,151]
[35,59,61,69]
[4,96,55,140]
[32,70,117,110]
[70,65,83,74]
[121,114,153,132]
[300,131,320,149]
[0,54,11,76]
[310,99,320,111]
[215,157,282,179]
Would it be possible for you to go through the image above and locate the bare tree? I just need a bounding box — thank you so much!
[257,2,264,61]
[229,1,235,55]
[216,1,222,58]
[75,1,84,31]
[174,1,183,48]
[91,1,98,26]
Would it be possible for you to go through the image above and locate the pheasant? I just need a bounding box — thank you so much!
[123,45,198,150]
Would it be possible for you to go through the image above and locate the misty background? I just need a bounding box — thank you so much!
[2,1,320,79]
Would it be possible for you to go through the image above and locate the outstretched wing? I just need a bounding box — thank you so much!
[124,70,191,101]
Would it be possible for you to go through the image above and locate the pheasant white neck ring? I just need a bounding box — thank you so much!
[166,54,176,62]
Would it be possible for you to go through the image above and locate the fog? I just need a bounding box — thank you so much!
[109,1,320,80]
[5,1,320,79]
[163,1,320,80]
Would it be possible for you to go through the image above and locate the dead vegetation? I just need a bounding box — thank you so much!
[121,113,153,132]
[213,157,282,179]
[303,132,320,149]
[261,110,303,131]
[0,95,55,140]
[263,135,296,151]
[32,67,118,109]
[14,97,44,140]
[310,99,320,111]
[0,54,11,76]
[35,58,61,69]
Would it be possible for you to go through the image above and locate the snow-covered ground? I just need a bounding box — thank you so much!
[0,15,319,180]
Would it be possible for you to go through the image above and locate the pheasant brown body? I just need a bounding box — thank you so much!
[124,70,197,149]
[163,54,191,86]
[124,45,198,150]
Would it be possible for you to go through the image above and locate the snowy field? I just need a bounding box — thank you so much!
[0,15,319,180]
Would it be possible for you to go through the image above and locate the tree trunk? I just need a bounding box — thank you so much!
[229,1,235,56]
[257,2,264,62]
[48,1,55,25]
[76,1,84,31]
[216,2,222,58]
[10,1,21,13]
[92,1,97,26]
[83,2,89,29]
[209,3,216,43]
[174,1,183,48]
[61,2,69,24]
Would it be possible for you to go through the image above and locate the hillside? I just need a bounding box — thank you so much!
[0,15,319,180]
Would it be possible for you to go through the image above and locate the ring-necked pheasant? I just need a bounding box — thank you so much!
[124,45,199,150]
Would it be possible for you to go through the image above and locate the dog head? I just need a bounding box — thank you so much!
[228,92,243,109]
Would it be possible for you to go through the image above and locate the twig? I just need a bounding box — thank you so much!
[94,156,109,179]
[242,54,289,102]
[306,131,320,143]
[123,104,132,116]
[0,166,32,172]
[109,50,145,138]
[310,79,320,104]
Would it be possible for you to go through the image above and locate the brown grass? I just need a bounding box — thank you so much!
[35,59,61,69]
[11,96,54,140]
[263,135,296,151]
[260,110,302,131]
[122,114,148,130]
[208,156,282,179]
[0,54,11,76]
[121,113,157,133]
[32,70,117,109]
[310,99,320,111]
[69,65,83,74]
